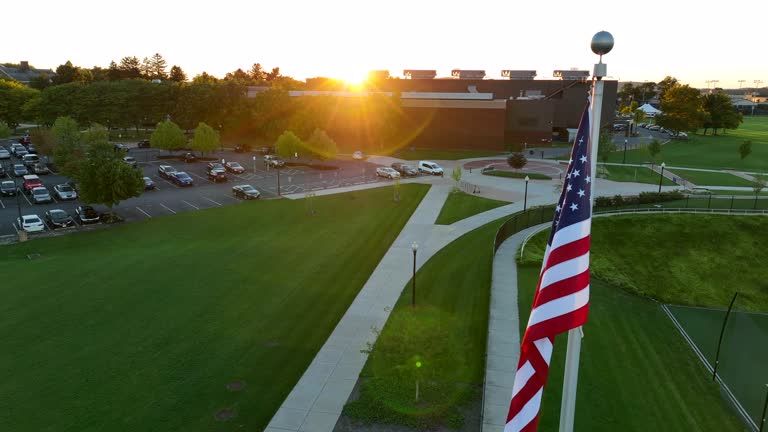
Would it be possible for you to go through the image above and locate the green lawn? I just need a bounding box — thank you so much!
[389,148,506,161]
[343,216,507,429]
[604,116,768,172]
[596,164,675,185]
[667,169,756,187]
[0,184,429,432]
[483,170,552,180]
[435,191,509,225]
[516,267,747,431]
[668,306,768,427]
[521,215,768,311]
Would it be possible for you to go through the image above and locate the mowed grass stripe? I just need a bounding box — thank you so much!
[435,191,508,225]
[0,184,429,432]
[517,268,746,431]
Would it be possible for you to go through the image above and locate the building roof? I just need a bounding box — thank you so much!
[0,64,55,84]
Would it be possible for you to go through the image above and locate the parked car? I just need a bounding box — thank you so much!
[33,163,49,175]
[258,146,273,155]
[418,161,444,175]
[137,139,151,148]
[171,171,194,186]
[123,156,137,167]
[207,169,227,182]
[0,164,4,178]
[76,205,100,224]
[225,161,245,174]
[376,167,401,179]
[352,151,364,160]
[45,209,74,229]
[232,184,260,200]
[18,136,31,146]
[14,164,29,177]
[30,186,53,204]
[183,152,197,163]
[0,148,10,159]
[17,214,45,233]
[391,162,418,176]
[263,155,285,168]
[206,162,225,173]
[648,125,661,131]
[53,183,77,200]
[22,174,42,192]
[234,144,251,153]
[27,144,38,154]
[158,165,177,179]
[11,144,28,158]
[113,143,128,152]
[143,177,156,190]
[1,180,16,196]
[22,154,40,168]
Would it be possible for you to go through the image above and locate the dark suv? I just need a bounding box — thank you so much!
[137,139,151,148]
[207,169,227,182]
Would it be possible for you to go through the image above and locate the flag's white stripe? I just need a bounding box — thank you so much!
[549,219,591,252]
[539,244,552,276]
[511,361,535,398]
[527,285,590,327]
[505,387,544,432]
[540,253,590,290]
[534,337,553,363]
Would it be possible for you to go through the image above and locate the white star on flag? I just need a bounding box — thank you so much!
[566,183,572,192]
[577,189,585,197]
[580,155,587,163]
[556,204,561,212]
[585,176,591,183]
[570,203,579,211]
[573,170,580,177]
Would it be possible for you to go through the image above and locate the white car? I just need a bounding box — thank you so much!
[123,156,137,167]
[352,151,364,160]
[376,167,401,179]
[418,161,444,175]
[0,148,10,159]
[17,214,45,233]
[54,184,78,200]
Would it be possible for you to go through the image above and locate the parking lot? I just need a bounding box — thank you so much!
[0,143,420,238]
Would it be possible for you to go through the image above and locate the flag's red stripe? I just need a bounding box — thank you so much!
[534,269,590,306]
[507,377,543,423]
[521,416,541,432]
[524,303,590,342]
[543,235,591,270]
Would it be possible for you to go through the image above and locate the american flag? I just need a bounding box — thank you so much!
[505,101,593,432]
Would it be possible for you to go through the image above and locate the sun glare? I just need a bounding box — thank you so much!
[341,72,369,89]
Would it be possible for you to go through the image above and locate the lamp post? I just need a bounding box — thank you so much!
[411,241,418,308]
[760,383,768,432]
[658,162,666,193]
[623,139,628,164]
[523,175,530,211]
[6,160,23,237]
[276,166,281,197]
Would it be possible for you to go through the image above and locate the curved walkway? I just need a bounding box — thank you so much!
[266,182,522,432]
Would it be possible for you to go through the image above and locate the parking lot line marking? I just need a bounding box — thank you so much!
[21,192,32,206]
[52,195,59,203]
[159,203,177,214]
[12,222,19,233]
[189,172,211,183]
[203,197,222,206]
[0,199,4,209]
[136,206,152,218]
[182,200,200,210]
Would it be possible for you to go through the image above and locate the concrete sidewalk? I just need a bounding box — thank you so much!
[266,182,523,432]
[481,224,548,431]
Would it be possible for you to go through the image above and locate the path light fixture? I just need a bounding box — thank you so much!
[524,176,530,211]
[411,241,418,308]
[658,162,666,193]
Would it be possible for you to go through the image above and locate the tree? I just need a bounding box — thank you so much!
[224,68,251,83]
[77,130,143,220]
[753,175,766,196]
[150,120,186,152]
[648,139,662,162]
[633,108,647,125]
[597,127,615,163]
[169,65,187,82]
[656,76,679,101]
[190,122,219,154]
[266,67,281,82]
[29,73,52,90]
[0,122,10,138]
[29,128,54,155]
[451,166,462,193]
[275,130,302,159]
[702,93,742,135]
[51,116,84,177]
[507,152,527,170]
[0,80,39,129]
[739,140,752,160]
[656,84,708,133]
[192,72,218,84]
[118,56,143,79]
[304,128,337,160]
[145,53,168,80]
[249,63,266,82]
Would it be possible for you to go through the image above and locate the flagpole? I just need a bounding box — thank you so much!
[559,31,613,432]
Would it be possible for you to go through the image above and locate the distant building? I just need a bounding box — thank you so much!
[0,61,55,85]
[282,71,617,151]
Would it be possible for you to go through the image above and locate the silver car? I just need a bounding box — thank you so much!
[31,186,52,204]
[0,148,10,159]
[54,184,78,200]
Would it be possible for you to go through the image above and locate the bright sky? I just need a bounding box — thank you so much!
[7,0,767,89]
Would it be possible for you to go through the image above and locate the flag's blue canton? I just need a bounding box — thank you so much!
[549,102,592,243]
